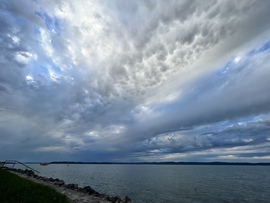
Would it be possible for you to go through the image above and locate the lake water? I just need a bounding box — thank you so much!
[25,164,270,203]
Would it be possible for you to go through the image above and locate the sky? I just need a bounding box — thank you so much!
[1,0,270,162]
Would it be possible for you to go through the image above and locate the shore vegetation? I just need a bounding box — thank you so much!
[0,168,69,203]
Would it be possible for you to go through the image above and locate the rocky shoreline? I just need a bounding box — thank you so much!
[8,168,131,203]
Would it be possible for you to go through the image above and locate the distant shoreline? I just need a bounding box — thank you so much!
[25,161,270,166]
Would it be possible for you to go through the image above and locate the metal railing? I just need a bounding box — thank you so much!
[0,160,40,174]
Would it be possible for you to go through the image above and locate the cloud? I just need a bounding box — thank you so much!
[0,0,270,162]
[139,115,270,152]
[126,40,270,161]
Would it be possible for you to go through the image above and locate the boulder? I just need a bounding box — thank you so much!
[105,196,122,203]
[24,169,35,176]
[66,183,78,190]
[83,186,99,195]
[43,177,50,182]
[49,177,55,182]
[54,180,65,186]
[17,169,24,173]
[123,196,132,203]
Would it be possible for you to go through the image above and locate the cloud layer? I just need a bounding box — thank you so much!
[1,0,270,162]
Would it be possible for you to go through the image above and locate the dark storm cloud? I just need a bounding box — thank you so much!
[131,117,270,162]
[144,118,270,153]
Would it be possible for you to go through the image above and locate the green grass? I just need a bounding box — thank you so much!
[0,168,70,203]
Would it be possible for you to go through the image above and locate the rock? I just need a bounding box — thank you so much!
[105,196,122,203]
[43,177,50,182]
[24,169,35,176]
[37,176,43,180]
[124,196,131,203]
[104,196,111,201]
[17,169,24,173]
[66,183,79,190]
[49,177,55,182]
[83,186,99,195]
[54,180,65,186]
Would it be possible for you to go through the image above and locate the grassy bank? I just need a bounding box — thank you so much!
[0,168,69,203]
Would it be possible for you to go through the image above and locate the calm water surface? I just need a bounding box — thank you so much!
[27,164,270,203]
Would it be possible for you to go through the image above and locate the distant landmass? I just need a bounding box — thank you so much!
[24,161,270,166]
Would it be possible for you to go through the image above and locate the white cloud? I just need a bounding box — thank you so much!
[34,146,70,153]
